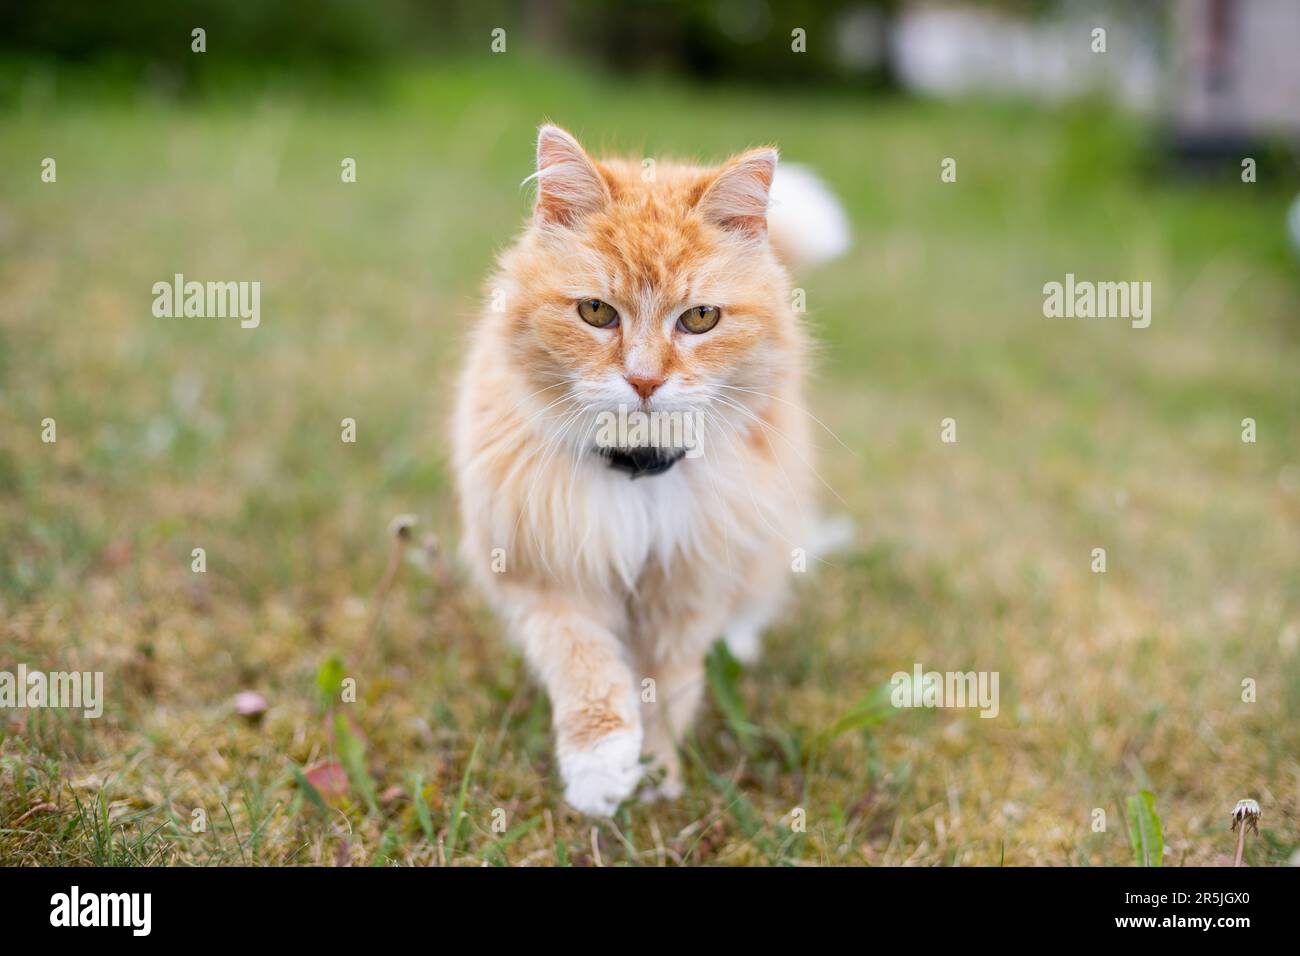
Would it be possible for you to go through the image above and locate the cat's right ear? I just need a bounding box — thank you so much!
[532,125,610,226]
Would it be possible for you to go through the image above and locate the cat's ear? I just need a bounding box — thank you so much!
[532,124,610,226]
[696,147,778,237]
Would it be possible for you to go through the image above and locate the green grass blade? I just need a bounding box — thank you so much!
[1126,791,1164,867]
[443,735,481,865]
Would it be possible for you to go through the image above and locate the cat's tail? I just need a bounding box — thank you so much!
[767,163,851,269]
[809,512,856,559]
[722,513,856,665]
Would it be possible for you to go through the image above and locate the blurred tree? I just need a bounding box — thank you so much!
[565,0,898,87]
[0,0,899,88]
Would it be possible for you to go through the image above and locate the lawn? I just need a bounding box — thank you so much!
[1,55,1298,866]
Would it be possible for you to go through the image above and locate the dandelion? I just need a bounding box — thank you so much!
[1230,798,1260,866]
[387,513,418,541]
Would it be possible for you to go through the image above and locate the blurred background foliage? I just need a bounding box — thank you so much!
[4,0,1292,173]
[0,0,902,83]
[0,0,1141,89]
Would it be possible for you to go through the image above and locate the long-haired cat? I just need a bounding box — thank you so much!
[452,125,848,815]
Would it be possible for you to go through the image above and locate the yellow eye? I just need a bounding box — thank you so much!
[678,305,721,334]
[577,298,619,328]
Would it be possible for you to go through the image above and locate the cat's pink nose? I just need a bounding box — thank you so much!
[625,374,665,401]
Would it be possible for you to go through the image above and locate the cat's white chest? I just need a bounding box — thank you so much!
[582,459,699,589]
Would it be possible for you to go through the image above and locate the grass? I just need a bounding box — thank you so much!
[1,54,1298,866]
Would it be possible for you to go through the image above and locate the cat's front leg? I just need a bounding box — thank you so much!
[514,600,644,816]
[639,651,706,801]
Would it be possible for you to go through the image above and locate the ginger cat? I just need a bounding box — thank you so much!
[452,125,847,815]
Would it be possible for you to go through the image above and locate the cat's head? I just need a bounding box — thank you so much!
[493,125,803,459]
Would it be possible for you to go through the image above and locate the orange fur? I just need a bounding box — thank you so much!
[452,125,818,815]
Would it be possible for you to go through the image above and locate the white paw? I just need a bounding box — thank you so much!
[559,728,644,817]
[638,775,684,804]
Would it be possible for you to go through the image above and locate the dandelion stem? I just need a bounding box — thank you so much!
[353,518,413,668]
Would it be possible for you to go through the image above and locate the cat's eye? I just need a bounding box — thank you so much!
[577,298,619,328]
[677,305,721,334]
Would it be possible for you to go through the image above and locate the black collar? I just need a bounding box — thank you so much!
[598,447,686,479]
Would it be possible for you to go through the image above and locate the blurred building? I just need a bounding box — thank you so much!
[888,0,1299,164]
[1171,0,1300,140]
[890,2,1160,110]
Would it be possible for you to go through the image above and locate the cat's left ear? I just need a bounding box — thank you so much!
[696,147,778,238]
